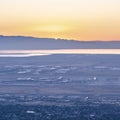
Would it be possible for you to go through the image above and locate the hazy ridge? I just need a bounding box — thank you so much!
[0,35,120,50]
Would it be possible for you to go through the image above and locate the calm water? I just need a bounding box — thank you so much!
[0,49,120,57]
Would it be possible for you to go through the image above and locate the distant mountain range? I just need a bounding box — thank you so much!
[0,35,120,50]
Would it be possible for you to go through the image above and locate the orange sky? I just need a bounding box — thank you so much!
[0,0,120,41]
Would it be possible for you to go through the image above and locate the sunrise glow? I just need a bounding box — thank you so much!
[0,0,120,41]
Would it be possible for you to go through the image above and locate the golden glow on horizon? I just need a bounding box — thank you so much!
[0,0,120,41]
[32,25,68,33]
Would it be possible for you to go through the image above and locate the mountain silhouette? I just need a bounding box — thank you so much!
[0,35,120,50]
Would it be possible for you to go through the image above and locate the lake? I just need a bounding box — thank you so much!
[0,49,120,57]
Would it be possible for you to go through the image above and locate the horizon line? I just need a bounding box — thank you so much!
[0,34,120,42]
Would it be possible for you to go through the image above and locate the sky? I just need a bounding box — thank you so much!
[0,0,120,41]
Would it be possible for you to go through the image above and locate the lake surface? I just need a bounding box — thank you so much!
[0,49,120,57]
